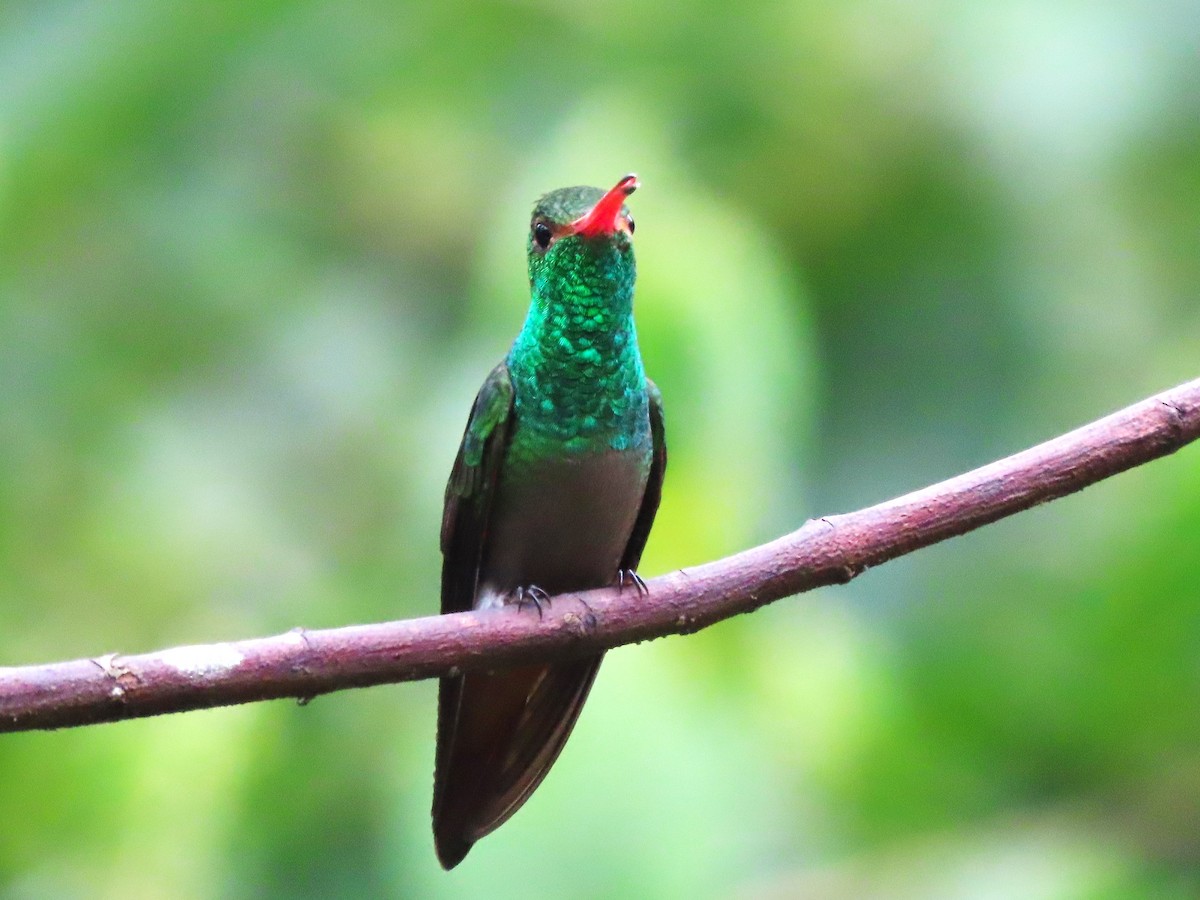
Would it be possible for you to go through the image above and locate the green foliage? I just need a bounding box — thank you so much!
[1,1,1198,896]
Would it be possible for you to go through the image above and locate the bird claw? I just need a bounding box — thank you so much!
[514,585,551,619]
[617,569,649,595]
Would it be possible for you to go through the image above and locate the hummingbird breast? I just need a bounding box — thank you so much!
[475,447,651,606]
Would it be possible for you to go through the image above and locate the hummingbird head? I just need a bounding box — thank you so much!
[526,174,639,307]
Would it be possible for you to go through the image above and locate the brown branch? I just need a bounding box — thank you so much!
[3,377,1199,733]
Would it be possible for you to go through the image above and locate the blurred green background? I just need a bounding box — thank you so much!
[2,1,1199,897]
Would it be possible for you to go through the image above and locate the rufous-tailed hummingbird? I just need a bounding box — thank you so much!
[433,174,666,868]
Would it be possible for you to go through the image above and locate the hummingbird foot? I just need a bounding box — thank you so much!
[617,569,649,595]
[513,584,551,618]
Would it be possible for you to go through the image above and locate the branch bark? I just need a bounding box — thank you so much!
[3,378,1199,734]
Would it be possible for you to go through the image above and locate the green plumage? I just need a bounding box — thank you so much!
[508,187,648,458]
[433,178,666,869]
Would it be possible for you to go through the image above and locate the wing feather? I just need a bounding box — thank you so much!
[620,378,667,573]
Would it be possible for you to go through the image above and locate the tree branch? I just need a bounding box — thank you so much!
[3,378,1199,734]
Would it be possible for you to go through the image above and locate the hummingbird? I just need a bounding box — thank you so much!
[433,174,666,868]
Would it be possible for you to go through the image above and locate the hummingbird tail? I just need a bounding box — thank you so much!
[432,656,602,868]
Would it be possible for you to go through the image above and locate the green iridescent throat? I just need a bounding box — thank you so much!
[506,232,649,459]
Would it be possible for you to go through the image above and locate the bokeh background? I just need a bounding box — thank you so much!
[2,1,1199,897]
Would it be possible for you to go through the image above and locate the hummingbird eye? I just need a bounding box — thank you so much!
[532,221,552,250]
[626,216,635,234]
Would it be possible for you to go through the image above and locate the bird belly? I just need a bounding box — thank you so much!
[476,449,649,605]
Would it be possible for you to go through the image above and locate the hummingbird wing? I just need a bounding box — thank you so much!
[621,379,667,572]
[439,362,515,618]
[439,367,518,868]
